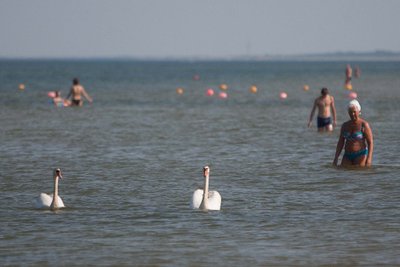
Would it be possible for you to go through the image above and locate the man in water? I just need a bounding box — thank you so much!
[345,64,352,85]
[354,66,361,78]
[66,78,93,106]
[308,88,337,132]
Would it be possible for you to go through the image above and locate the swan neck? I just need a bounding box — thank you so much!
[51,176,59,209]
[200,175,210,210]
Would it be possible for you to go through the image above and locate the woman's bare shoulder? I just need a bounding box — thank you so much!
[361,119,371,128]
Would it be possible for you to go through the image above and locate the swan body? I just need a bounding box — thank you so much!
[191,189,221,210]
[35,168,65,210]
[191,166,221,211]
[35,193,65,209]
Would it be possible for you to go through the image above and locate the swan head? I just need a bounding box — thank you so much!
[53,168,63,179]
[203,166,210,177]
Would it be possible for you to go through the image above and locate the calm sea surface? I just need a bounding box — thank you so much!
[1,60,399,266]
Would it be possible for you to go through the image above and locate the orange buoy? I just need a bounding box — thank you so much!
[219,84,228,90]
[249,85,258,94]
[345,83,353,90]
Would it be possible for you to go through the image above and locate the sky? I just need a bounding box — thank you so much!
[1,0,399,59]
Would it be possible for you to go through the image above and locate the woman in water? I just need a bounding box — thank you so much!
[333,100,373,167]
[53,91,70,107]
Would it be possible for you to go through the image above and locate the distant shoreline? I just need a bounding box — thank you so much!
[1,50,400,62]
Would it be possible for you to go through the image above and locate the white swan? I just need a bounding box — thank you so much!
[35,168,65,210]
[191,166,221,211]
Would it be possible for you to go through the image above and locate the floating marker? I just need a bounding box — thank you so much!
[250,85,258,94]
[348,92,357,99]
[206,88,215,96]
[219,92,228,99]
[47,91,56,98]
[219,84,228,90]
[345,83,353,90]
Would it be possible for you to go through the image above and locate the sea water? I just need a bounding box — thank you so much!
[0,60,399,266]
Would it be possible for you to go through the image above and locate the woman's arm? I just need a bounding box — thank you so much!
[364,121,374,166]
[333,124,345,166]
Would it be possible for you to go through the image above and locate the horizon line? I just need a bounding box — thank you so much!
[1,50,400,61]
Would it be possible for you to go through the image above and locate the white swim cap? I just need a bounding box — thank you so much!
[348,99,361,112]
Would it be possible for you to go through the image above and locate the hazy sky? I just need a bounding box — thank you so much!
[1,0,399,58]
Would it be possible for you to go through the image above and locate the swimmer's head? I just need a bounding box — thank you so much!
[73,78,79,85]
[321,88,328,96]
[348,99,361,112]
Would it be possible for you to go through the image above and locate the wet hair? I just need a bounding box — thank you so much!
[73,78,79,85]
[321,88,328,96]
